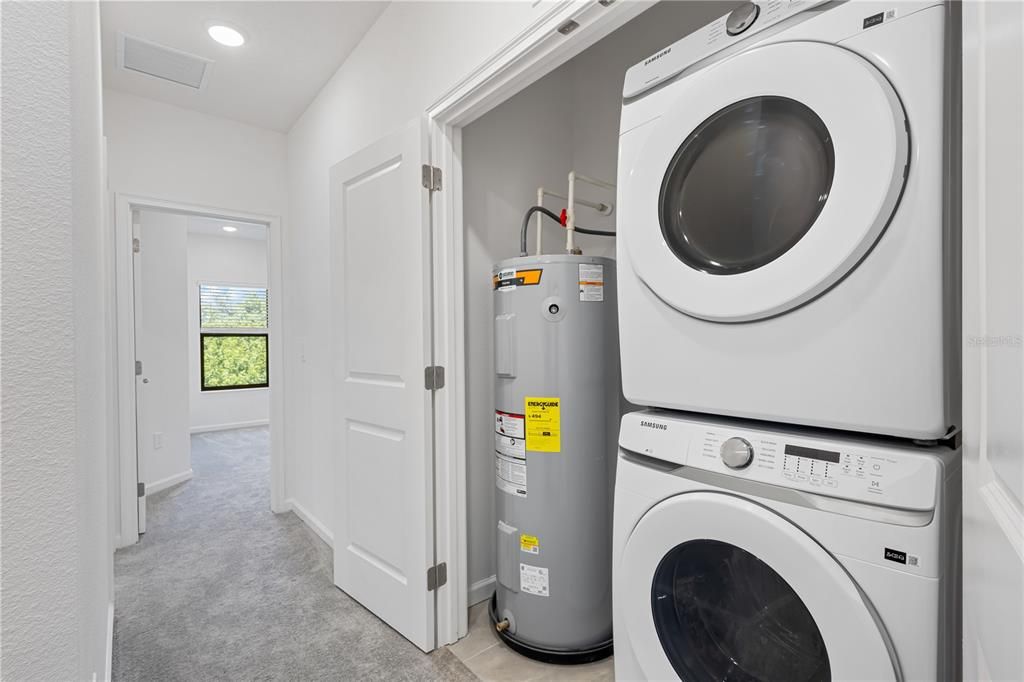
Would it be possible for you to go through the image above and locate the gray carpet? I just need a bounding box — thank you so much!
[113,427,475,681]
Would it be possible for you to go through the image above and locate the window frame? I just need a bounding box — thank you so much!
[197,281,270,392]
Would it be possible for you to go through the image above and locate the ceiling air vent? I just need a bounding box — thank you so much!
[117,33,213,90]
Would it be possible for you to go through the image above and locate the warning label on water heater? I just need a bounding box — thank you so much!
[495,410,527,498]
[525,397,560,452]
[578,263,604,302]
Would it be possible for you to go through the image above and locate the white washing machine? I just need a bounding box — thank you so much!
[612,410,961,681]
[616,1,960,439]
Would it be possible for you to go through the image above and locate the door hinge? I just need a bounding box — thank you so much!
[421,164,442,192]
[427,562,447,591]
[424,365,445,391]
[132,237,141,253]
[135,360,143,376]
[137,482,145,498]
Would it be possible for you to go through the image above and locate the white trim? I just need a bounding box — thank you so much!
[146,469,194,495]
[190,419,269,434]
[425,0,648,646]
[114,192,287,550]
[285,497,334,548]
[468,575,496,607]
[104,601,114,682]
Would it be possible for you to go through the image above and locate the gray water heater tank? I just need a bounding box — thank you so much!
[489,254,619,663]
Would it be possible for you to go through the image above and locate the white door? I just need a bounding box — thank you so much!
[620,492,897,681]
[962,3,1024,679]
[132,212,147,533]
[329,119,437,651]
[620,41,908,322]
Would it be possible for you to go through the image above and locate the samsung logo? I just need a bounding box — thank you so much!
[644,48,671,66]
[640,420,668,431]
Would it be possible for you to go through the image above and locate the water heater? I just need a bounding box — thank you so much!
[489,254,619,663]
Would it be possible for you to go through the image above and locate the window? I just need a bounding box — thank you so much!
[199,284,269,391]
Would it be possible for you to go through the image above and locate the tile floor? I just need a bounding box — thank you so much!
[448,601,615,681]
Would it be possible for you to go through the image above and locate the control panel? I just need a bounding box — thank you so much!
[623,0,829,99]
[620,411,943,511]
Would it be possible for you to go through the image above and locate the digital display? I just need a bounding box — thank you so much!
[784,444,840,464]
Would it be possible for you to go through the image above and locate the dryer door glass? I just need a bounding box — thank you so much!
[651,538,830,681]
[659,96,835,275]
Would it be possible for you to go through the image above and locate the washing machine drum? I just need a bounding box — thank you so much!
[620,492,899,681]
[622,41,909,322]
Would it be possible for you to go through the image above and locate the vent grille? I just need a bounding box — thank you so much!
[117,33,212,90]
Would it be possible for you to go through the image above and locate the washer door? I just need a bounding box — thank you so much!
[620,492,899,681]
[621,41,908,322]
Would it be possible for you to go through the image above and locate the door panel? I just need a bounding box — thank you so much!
[330,119,435,652]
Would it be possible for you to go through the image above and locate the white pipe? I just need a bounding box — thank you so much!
[540,189,612,215]
[536,187,545,256]
[567,172,576,253]
[566,171,616,253]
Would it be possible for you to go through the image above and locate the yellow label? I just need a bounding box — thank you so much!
[520,534,539,554]
[525,396,560,452]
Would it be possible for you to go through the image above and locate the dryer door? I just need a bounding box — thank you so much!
[620,41,909,322]
[620,492,899,681]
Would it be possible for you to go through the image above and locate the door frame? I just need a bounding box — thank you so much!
[424,0,655,645]
[113,192,286,547]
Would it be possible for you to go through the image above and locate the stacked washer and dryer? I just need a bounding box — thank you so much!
[612,1,961,680]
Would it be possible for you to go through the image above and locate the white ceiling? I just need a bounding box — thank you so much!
[100,1,388,132]
[188,215,267,241]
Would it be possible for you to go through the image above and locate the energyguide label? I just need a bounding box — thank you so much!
[525,397,560,453]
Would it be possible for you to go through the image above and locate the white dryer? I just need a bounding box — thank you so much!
[616,1,959,439]
[612,410,961,681]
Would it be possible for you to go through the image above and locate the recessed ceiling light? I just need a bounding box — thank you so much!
[207,24,245,47]
[222,225,238,233]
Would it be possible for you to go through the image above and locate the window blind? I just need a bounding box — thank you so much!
[199,284,268,329]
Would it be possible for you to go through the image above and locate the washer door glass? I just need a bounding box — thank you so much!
[652,539,829,681]
[659,97,834,275]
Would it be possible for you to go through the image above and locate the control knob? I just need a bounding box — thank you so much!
[726,2,760,36]
[721,437,754,469]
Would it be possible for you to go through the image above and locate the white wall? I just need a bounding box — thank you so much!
[137,211,191,489]
[104,89,288,218]
[283,1,565,538]
[459,0,730,597]
[188,231,270,432]
[1,1,112,679]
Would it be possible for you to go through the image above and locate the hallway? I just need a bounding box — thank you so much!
[112,427,474,681]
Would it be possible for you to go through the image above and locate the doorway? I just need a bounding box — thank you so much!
[114,195,285,547]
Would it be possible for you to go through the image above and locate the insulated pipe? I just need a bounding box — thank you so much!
[536,187,545,256]
[566,171,616,254]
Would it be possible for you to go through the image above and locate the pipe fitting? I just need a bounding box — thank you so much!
[495,618,510,633]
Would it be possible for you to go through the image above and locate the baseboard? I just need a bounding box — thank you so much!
[190,419,269,434]
[469,575,496,606]
[285,498,334,548]
[105,601,114,681]
[146,469,193,495]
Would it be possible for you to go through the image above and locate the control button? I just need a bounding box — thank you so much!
[796,473,808,482]
[783,471,795,480]
[873,463,881,471]
[826,479,838,488]
[726,2,760,36]
[720,437,754,469]
[810,478,822,487]
[869,480,882,490]
[842,464,851,474]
